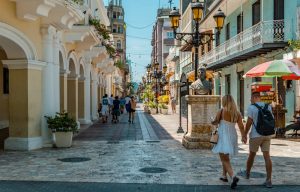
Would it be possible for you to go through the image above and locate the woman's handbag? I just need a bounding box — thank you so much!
[210,129,219,144]
[210,109,222,144]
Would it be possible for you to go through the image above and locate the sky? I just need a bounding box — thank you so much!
[104,0,178,83]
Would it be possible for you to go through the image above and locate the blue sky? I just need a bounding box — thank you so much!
[104,0,178,83]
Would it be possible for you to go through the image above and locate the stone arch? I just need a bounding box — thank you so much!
[78,58,85,79]
[0,22,37,60]
[58,45,67,71]
[67,51,79,76]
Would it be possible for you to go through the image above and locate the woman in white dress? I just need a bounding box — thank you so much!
[211,95,246,189]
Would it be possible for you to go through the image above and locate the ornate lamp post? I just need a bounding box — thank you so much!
[146,63,166,113]
[169,1,226,80]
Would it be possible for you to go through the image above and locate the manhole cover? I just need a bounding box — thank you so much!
[139,167,167,173]
[271,144,288,146]
[146,140,160,143]
[58,157,91,163]
[107,141,119,144]
[238,170,266,178]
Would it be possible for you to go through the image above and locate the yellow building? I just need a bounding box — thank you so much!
[0,0,118,150]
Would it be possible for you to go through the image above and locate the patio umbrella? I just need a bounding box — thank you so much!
[244,59,300,103]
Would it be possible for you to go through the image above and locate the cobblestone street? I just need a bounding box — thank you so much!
[0,106,300,191]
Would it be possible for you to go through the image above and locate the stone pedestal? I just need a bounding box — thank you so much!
[182,95,221,149]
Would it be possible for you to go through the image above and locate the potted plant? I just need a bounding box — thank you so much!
[161,104,169,115]
[158,103,163,114]
[45,111,78,148]
[148,101,157,114]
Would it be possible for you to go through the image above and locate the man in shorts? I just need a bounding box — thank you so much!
[244,92,273,188]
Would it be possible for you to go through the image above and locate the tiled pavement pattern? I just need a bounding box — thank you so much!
[0,105,299,191]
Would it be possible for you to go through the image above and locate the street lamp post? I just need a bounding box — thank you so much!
[169,1,226,80]
[146,63,166,114]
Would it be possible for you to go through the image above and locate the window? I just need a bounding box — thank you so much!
[3,67,9,94]
[118,25,123,33]
[226,23,230,40]
[113,12,117,19]
[252,0,261,25]
[166,32,174,39]
[225,74,231,95]
[117,40,122,49]
[237,13,243,34]
[274,0,284,20]
[112,25,117,33]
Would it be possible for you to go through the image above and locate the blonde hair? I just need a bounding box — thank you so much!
[221,95,240,122]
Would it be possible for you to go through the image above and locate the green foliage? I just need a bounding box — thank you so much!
[45,112,78,133]
[288,39,300,51]
[115,60,125,69]
[105,44,116,57]
[161,103,168,109]
[141,85,155,103]
[148,101,157,109]
[70,0,84,5]
[89,17,110,40]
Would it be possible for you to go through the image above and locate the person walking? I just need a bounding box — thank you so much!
[108,94,114,114]
[101,94,109,123]
[244,92,274,188]
[120,97,126,114]
[211,95,246,189]
[128,96,137,123]
[112,96,120,123]
[171,96,176,114]
[125,95,131,114]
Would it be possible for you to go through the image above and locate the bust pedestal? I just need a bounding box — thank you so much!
[182,95,221,149]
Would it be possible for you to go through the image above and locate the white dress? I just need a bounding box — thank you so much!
[212,119,238,156]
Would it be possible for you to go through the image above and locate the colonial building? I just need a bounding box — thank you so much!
[0,0,117,150]
[198,0,297,121]
[151,8,175,69]
[106,0,129,96]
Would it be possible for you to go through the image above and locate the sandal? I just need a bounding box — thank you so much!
[219,176,228,182]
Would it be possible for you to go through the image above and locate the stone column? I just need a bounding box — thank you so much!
[182,95,221,149]
[67,75,78,121]
[91,80,98,120]
[41,25,57,145]
[83,75,92,124]
[78,77,85,123]
[3,60,46,150]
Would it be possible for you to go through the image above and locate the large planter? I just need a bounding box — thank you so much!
[144,106,149,112]
[150,108,157,114]
[54,132,73,147]
[161,108,168,115]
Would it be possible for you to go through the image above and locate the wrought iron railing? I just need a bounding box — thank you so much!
[182,62,194,74]
[200,20,288,66]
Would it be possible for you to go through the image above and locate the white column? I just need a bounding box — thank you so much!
[83,75,92,124]
[41,25,57,146]
[91,79,99,120]
[53,33,61,113]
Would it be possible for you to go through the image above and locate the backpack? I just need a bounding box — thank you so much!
[252,103,275,136]
[102,98,108,105]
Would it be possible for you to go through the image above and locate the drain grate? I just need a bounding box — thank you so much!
[238,170,266,178]
[58,157,91,163]
[139,167,167,173]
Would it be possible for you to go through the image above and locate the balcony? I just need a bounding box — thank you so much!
[12,0,85,29]
[202,20,289,70]
[182,62,194,75]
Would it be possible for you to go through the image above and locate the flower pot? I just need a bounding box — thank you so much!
[150,108,157,114]
[144,106,148,112]
[54,132,73,147]
[161,108,168,115]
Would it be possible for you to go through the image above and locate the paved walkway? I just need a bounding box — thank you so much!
[0,104,299,191]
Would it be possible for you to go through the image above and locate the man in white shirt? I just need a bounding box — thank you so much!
[244,92,273,188]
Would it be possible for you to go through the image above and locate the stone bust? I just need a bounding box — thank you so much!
[190,67,214,95]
